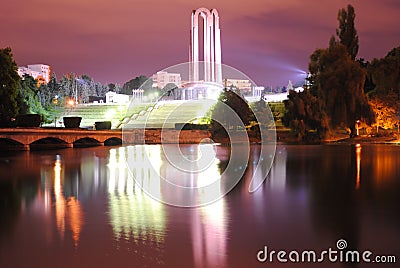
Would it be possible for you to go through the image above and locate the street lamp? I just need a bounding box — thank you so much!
[356,120,360,136]
[52,95,59,127]
[67,99,75,107]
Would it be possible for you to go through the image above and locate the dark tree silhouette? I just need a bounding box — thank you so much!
[0,47,20,126]
[336,4,359,60]
[308,37,373,135]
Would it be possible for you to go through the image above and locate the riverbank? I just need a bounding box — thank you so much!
[327,134,400,145]
[276,127,400,145]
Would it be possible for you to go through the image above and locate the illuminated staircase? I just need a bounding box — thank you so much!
[53,100,214,129]
[61,104,145,128]
[122,100,215,129]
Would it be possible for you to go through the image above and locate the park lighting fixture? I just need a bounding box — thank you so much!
[67,99,75,107]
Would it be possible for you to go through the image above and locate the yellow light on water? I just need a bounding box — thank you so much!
[355,144,361,189]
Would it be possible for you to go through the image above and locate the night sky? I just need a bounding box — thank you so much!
[1,0,399,86]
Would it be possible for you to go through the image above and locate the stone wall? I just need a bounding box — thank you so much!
[145,129,211,144]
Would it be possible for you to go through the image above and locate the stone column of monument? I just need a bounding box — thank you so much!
[190,8,222,84]
[212,9,222,84]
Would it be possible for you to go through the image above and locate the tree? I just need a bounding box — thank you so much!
[368,95,398,132]
[108,83,116,92]
[39,72,64,123]
[308,37,374,136]
[336,4,359,60]
[358,58,376,94]
[282,89,329,140]
[47,72,61,100]
[369,47,400,96]
[95,82,109,97]
[18,75,49,121]
[211,88,252,133]
[121,75,148,94]
[250,99,274,127]
[58,73,99,103]
[38,83,51,108]
[59,73,75,99]
[366,47,400,132]
[285,5,374,139]
[268,102,286,122]
[0,47,20,126]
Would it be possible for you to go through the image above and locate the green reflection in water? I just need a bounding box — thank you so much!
[107,147,166,245]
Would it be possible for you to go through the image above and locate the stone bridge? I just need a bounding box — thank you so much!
[0,128,211,150]
[0,128,124,150]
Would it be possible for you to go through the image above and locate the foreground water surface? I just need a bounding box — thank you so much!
[0,144,399,267]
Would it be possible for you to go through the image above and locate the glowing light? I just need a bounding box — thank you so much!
[106,109,116,119]
[67,99,75,107]
[54,158,66,239]
[356,120,361,136]
[355,144,361,189]
[67,196,83,248]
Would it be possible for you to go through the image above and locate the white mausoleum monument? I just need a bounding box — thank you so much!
[189,8,222,84]
[171,7,224,100]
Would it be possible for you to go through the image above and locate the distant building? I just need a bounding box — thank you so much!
[263,86,304,102]
[18,64,51,84]
[105,91,130,104]
[223,79,252,94]
[88,96,106,103]
[252,86,264,98]
[152,71,181,89]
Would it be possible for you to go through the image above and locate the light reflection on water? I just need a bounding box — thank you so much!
[22,154,85,248]
[191,199,227,268]
[53,156,84,247]
[124,144,226,207]
[106,145,227,267]
[0,144,399,268]
[107,147,166,245]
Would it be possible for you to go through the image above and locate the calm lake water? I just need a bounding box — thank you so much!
[0,144,399,268]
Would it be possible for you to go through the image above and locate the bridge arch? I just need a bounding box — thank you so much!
[29,137,70,150]
[74,137,102,147]
[0,138,25,149]
[31,137,68,145]
[104,137,122,146]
